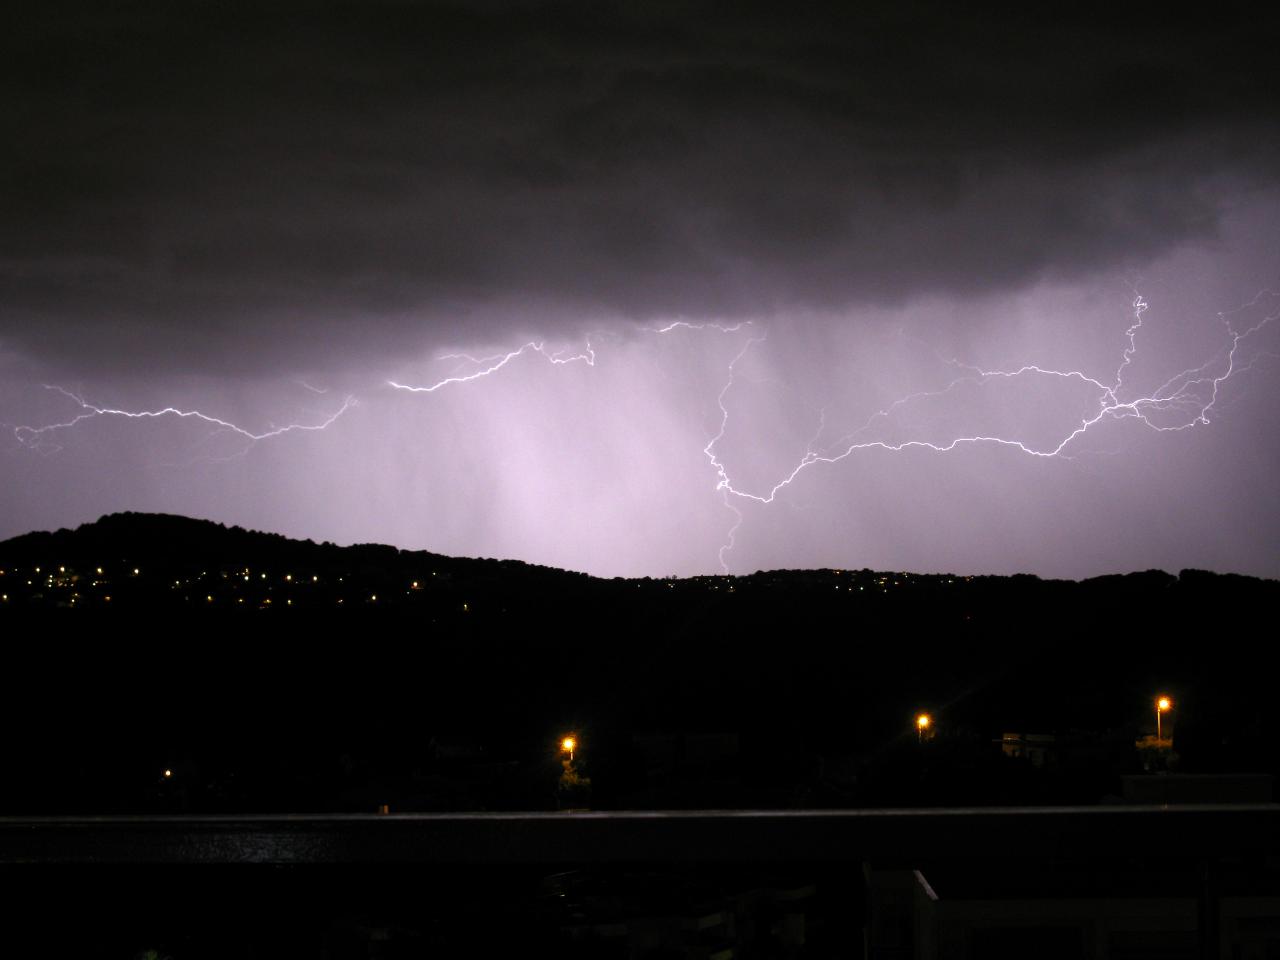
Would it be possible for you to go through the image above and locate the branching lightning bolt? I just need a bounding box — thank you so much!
[699,290,1277,569]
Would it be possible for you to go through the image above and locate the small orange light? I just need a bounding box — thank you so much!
[561,736,576,753]
[1157,696,1172,712]
[916,714,931,730]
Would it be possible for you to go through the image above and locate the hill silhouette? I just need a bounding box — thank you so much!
[1,513,1276,813]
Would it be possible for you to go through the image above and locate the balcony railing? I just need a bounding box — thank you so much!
[3,805,1277,958]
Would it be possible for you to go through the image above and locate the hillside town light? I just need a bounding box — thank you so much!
[1157,696,1172,743]
[916,714,932,743]
[561,736,576,761]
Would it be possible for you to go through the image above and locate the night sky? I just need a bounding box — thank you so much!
[3,2,1278,578]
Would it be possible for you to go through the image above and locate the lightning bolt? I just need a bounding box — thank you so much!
[649,321,750,335]
[386,324,753,394]
[387,339,596,393]
[698,332,768,572]
[12,385,356,457]
[10,289,1274,575]
[700,290,1276,569]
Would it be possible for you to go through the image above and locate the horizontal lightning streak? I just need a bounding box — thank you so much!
[13,386,356,455]
[388,322,754,396]
[649,321,750,335]
[387,340,596,393]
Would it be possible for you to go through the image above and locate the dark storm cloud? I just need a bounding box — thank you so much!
[2,1,1277,376]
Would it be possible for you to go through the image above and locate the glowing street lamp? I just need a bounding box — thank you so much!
[561,736,577,761]
[916,713,932,743]
[1156,696,1172,744]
